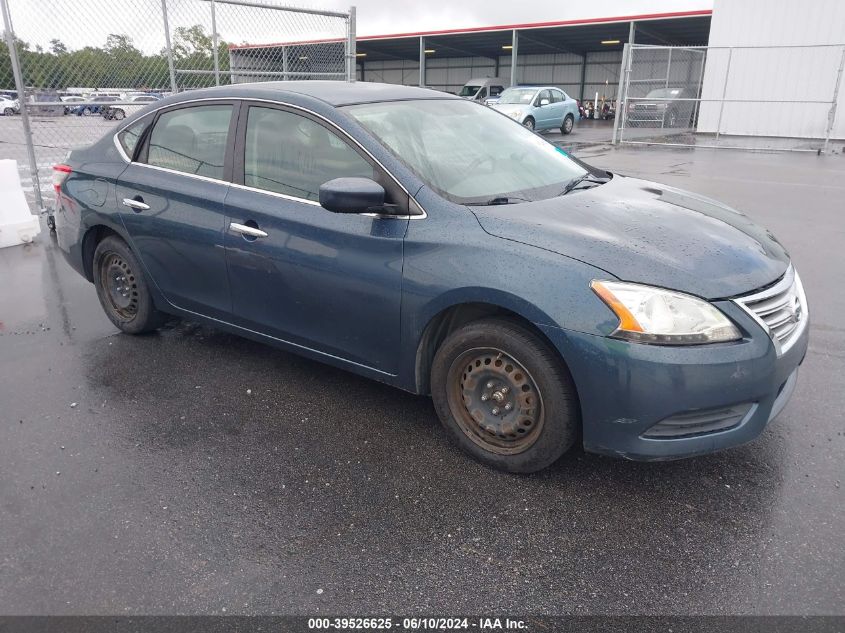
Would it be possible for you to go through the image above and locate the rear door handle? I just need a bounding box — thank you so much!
[229,222,268,239]
[122,197,150,211]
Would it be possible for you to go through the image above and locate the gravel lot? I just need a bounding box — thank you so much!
[0,139,843,615]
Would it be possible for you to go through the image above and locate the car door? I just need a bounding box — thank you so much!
[115,101,237,320]
[223,102,409,374]
[533,89,553,129]
[550,89,568,126]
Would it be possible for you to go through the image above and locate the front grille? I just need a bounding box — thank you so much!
[642,403,755,439]
[734,265,807,356]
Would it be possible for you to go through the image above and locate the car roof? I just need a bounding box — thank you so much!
[166,81,460,107]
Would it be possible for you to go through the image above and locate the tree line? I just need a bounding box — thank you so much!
[1,26,230,91]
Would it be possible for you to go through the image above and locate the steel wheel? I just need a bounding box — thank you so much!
[562,114,574,134]
[112,108,125,120]
[446,347,545,455]
[523,118,535,131]
[99,252,140,321]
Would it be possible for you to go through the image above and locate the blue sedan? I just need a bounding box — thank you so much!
[492,86,580,133]
[53,82,807,473]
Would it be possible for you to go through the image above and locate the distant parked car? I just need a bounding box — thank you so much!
[627,87,697,128]
[60,95,85,115]
[27,90,64,116]
[72,95,119,117]
[459,77,509,103]
[104,94,161,121]
[492,86,579,134]
[0,95,19,116]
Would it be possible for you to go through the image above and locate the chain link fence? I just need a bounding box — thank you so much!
[614,43,845,153]
[0,0,355,213]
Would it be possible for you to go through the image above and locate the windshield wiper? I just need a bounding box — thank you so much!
[558,173,609,196]
[465,195,532,206]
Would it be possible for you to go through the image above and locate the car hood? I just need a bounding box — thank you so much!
[469,174,790,299]
[492,103,530,117]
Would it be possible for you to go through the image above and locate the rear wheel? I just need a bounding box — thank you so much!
[522,117,535,131]
[92,236,165,334]
[561,114,574,135]
[112,108,125,121]
[431,318,579,473]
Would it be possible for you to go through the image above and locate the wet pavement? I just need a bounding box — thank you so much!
[1,146,843,616]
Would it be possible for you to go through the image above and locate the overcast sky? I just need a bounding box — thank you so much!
[7,0,712,52]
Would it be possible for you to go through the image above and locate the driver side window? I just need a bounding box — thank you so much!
[243,106,374,202]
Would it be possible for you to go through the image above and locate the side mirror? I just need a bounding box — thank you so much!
[539,98,550,107]
[319,177,385,213]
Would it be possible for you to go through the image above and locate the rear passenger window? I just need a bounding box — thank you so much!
[147,105,232,179]
[243,106,373,201]
[117,116,151,160]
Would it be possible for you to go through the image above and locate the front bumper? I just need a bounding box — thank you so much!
[538,300,808,461]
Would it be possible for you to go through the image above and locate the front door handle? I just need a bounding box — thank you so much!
[229,222,268,239]
[122,197,150,211]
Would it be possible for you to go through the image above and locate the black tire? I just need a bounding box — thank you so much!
[522,117,535,131]
[112,108,125,120]
[561,113,574,135]
[431,317,579,473]
[3,108,13,116]
[92,235,165,334]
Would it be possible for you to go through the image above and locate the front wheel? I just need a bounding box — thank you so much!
[3,108,13,116]
[431,318,579,473]
[522,117,535,131]
[111,108,125,120]
[92,236,166,334]
[561,114,574,135]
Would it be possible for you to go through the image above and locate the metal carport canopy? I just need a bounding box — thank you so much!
[353,10,712,61]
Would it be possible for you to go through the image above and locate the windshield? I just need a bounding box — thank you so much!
[497,88,538,105]
[645,88,684,99]
[458,85,481,97]
[344,99,588,204]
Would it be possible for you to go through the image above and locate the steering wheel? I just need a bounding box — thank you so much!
[442,155,495,189]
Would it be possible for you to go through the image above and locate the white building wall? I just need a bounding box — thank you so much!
[698,0,845,139]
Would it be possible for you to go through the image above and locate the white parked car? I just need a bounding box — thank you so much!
[1,95,19,116]
[103,94,161,121]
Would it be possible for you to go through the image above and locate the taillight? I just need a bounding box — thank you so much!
[52,164,72,195]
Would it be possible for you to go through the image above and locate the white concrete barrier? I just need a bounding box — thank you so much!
[0,159,41,248]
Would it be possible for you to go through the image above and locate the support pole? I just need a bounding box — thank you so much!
[629,21,636,46]
[510,30,519,86]
[0,0,44,212]
[210,0,220,85]
[419,36,425,87]
[579,53,587,101]
[716,47,733,140]
[161,0,179,92]
[346,6,356,82]
[611,43,630,146]
[823,45,845,154]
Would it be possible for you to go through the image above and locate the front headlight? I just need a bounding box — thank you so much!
[591,280,741,345]
[510,110,521,119]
